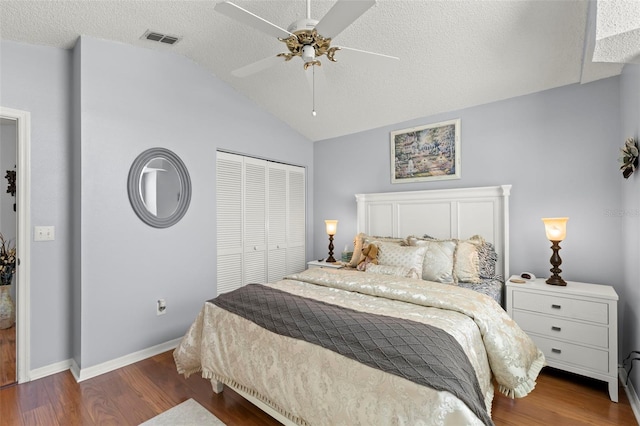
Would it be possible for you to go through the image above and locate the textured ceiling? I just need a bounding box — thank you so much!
[0,0,636,141]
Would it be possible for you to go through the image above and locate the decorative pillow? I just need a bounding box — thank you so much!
[478,240,499,279]
[454,236,483,284]
[376,242,426,273]
[365,264,420,279]
[348,233,406,268]
[408,237,456,284]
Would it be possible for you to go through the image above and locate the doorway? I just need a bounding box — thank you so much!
[0,117,17,387]
[0,107,31,386]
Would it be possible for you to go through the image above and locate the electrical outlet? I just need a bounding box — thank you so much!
[157,299,167,316]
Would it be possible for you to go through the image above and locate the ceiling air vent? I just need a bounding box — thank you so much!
[141,30,181,45]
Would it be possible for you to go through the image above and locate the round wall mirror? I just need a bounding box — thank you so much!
[127,148,191,228]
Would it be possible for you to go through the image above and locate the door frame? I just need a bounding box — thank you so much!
[0,107,31,384]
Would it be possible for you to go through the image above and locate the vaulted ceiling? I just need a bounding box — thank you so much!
[1,1,637,141]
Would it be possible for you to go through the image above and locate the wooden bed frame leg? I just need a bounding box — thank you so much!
[211,379,224,394]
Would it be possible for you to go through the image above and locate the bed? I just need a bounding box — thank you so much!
[174,185,544,425]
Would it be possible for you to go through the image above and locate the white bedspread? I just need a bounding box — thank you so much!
[174,268,544,425]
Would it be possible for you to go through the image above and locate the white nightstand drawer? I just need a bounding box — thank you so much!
[513,291,608,324]
[513,310,608,348]
[530,335,609,373]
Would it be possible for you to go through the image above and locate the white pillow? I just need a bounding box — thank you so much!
[365,264,420,279]
[409,238,456,284]
[376,243,426,273]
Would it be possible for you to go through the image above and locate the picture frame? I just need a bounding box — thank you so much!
[390,119,461,184]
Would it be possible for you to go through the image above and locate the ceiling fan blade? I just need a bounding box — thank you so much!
[333,46,400,62]
[215,1,294,39]
[314,0,376,39]
[231,55,285,78]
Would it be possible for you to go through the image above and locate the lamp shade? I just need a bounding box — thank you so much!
[542,217,568,241]
[325,220,338,236]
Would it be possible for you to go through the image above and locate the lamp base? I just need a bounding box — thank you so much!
[545,276,567,286]
[326,234,336,263]
[546,240,566,286]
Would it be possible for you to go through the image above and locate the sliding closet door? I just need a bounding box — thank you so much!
[287,165,306,275]
[217,151,305,293]
[216,152,243,294]
[243,156,267,284]
[267,164,287,282]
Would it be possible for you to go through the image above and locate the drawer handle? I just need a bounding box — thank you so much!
[551,304,562,309]
[551,348,562,354]
[551,326,562,332]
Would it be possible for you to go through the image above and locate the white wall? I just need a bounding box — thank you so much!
[620,62,640,390]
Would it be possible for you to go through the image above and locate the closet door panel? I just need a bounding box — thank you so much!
[244,250,267,284]
[268,165,287,249]
[268,248,287,283]
[217,253,242,295]
[244,158,267,250]
[287,166,306,274]
[216,152,243,293]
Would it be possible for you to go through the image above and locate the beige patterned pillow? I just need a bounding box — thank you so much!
[348,234,406,268]
[454,235,484,284]
[408,237,456,284]
[376,242,426,273]
[365,264,420,279]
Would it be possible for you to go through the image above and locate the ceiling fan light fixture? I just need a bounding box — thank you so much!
[302,45,315,63]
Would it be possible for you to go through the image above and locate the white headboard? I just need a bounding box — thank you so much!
[355,185,511,280]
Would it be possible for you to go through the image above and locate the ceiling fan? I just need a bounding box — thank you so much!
[215,0,399,78]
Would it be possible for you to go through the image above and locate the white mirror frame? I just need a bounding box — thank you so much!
[127,148,191,228]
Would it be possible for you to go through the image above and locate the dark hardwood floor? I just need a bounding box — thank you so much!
[0,323,16,388]
[0,350,636,425]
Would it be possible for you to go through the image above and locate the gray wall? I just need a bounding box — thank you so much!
[620,63,640,390]
[314,77,623,292]
[75,36,313,368]
[0,41,74,370]
[1,38,313,371]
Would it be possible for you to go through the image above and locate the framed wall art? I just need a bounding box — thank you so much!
[390,119,461,184]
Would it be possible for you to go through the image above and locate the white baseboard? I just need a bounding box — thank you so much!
[29,359,73,381]
[620,367,640,424]
[33,338,181,383]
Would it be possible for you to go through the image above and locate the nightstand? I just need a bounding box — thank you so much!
[505,276,619,402]
[307,260,344,269]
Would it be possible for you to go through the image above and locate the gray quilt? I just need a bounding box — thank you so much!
[211,284,494,426]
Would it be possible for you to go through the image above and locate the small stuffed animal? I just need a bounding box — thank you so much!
[357,243,379,271]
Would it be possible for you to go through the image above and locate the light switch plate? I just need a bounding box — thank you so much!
[34,226,55,241]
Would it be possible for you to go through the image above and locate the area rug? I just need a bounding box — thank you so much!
[140,398,226,426]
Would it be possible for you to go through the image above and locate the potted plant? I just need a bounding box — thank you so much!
[0,234,16,329]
